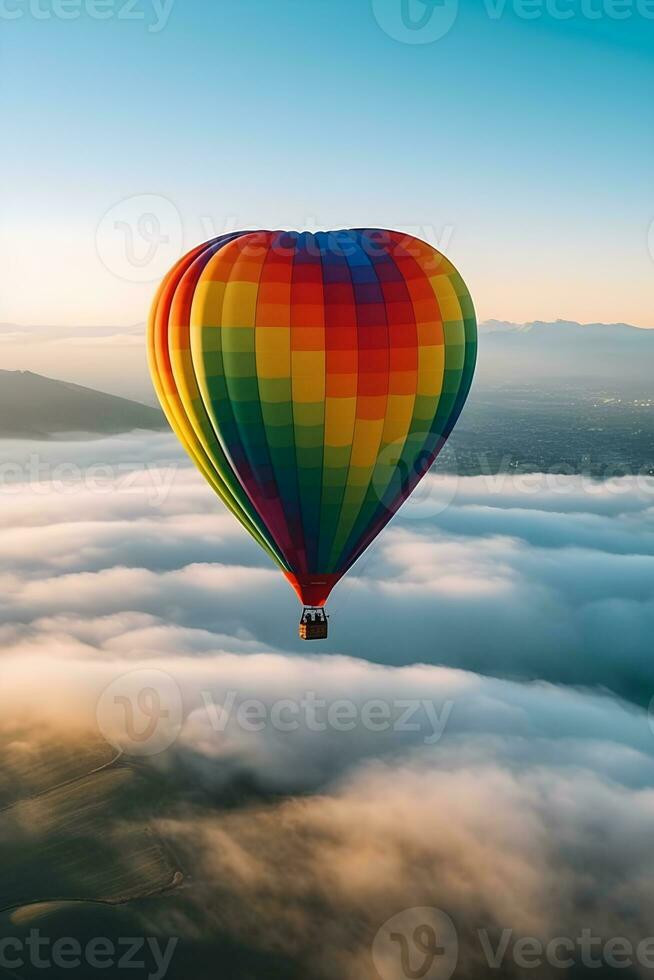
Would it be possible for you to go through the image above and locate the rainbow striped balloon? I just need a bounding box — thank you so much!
[148,229,476,616]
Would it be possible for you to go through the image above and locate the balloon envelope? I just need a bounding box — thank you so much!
[148,229,477,607]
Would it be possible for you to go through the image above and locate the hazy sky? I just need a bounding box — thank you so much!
[1,0,652,328]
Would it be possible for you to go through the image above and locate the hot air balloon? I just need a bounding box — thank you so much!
[148,229,476,640]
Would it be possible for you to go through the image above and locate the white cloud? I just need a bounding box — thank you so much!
[2,433,654,976]
[1,434,653,704]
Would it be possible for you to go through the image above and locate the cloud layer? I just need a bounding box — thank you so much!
[2,433,653,703]
[2,432,654,977]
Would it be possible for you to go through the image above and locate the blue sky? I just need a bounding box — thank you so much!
[1,0,652,326]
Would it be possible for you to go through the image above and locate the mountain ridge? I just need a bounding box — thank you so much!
[476,319,653,384]
[481,318,652,337]
[0,369,165,439]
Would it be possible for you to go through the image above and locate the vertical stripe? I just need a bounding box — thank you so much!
[290,232,326,573]
[318,230,359,572]
[254,231,306,568]
[327,232,390,571]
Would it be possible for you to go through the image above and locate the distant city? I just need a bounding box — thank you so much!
[446,380,654,477]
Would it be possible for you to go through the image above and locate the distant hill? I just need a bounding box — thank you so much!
[478,320,653,385]
[0,370,166,438]
[1,319,652,403]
